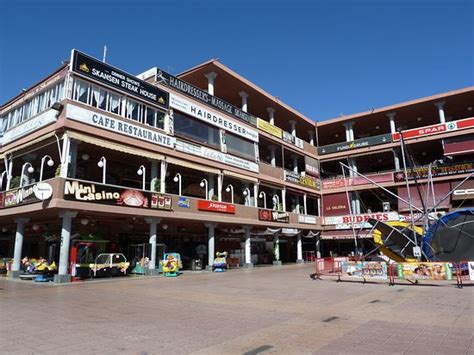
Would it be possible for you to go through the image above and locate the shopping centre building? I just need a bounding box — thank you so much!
[0,49,472,282]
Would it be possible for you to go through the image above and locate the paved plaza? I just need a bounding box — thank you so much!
[0,264,473,355]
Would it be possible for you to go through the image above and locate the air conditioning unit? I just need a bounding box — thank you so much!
[382,202,391,212]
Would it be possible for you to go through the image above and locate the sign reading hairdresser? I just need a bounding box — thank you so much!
[170,93,259,142]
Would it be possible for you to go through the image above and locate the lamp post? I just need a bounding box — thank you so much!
[39,155,54,182]
[137,165,146,190]
[259,191,267,209]
[97,156,107,184]
[173,173,182,196]
[200,178,209,200]
[225,184,234,204]
[272,194,280,211]
[20,162,34,188]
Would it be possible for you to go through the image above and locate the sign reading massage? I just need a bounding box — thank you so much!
[197,200,235,214]
[64,179,172,210]
[155,69,257,126]
[170,94,259,142]
[71,50,169,109]
[67,105,176,149]
[317,133,392,155]
[258,209,290,223]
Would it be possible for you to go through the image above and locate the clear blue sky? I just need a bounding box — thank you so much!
[1,0,472,121]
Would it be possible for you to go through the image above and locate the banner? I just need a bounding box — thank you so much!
[257,118,282,139]
[341,261,388,279]
[317,133,392,155]
[71,50,168,108]
[258,209,290,223]
[397,262,453,281]
[323,212,400,226]
[155,68,257,125]
[284,171,320,190]
[394,162,474,181]
[64,179,172,210]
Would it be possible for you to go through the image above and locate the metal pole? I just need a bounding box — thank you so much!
[341,162,358,251]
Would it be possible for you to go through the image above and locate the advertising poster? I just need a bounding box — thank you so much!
[341,261,388,279]
[469,262,474,281]
[397,262,453,281]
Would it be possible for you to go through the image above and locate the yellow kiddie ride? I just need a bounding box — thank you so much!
[161,253,182,277]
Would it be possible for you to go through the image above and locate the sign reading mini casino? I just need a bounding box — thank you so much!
[258,209,290,223]
[155,69,257,126]
[197,200,235,214]
[71,50,169,108]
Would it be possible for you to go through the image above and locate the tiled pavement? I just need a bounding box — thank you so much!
[0,264,472,354]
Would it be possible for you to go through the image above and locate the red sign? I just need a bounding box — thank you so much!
[392,123,447,141]
[198,200,235,214]
[455,117,474,129]
[322,192,350,216]
[322,179,353,189]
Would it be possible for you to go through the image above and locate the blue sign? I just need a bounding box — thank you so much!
[178,197,190,208]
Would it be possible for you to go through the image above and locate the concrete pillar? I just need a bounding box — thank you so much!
[267,107,276,125]
[273,236,281,266]
[150,160,159,192]
[244,226,253,268]
[69,140,78,178]
[239,91,249,112]
[316,234,322,259]
[393,149,401,171]
[296,235,303,263]
[317,197,321,216]
[145,217,161,275]
[289,120,296,137]
[10,217,29,278]
[253,184,258,207]
[308,130,315,146]
[295,196,301,214]
[292,155,298,174]
[282,188,287,212]
[55,211,78,283]
[269,146,276,167]
[217,173,223,202]
[435,101,446,124]
[204,72,217,96]
[208,174,215,200]
[205,223,217,270]
[303,193,307,215]
[160,160,167,193]
[6,159,13,190]
[387,112,397,134]
[59,133,70,178]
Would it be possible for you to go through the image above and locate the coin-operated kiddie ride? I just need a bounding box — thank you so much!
[161,253,182,277]
[212,252,228,272]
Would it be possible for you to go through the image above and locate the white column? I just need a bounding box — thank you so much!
[289,120,296,137]
[244,226,253,267]
[269,146,276,167]
[296,235,303,263]
[295,196,301,214]
[273,236,281,265]
[435,101,446,124]
[160,160,167,193]
[393,149,401,171]
[387,112,397,134]
[239,91,249,112]
[6,159,13,190]
[150,160,159,192]
[317,197,321,216]
[10,218,29,276]
[208,174,215,200]
[282,188,286,212]
[267,107,276,125]
[217,173,223,202]
[292,155,298,174]
[308,130,315,146]
[56,211,78,283]
[59,133,70,178]
[145,217,161,274]
[204,72,217,96]
[205,223,216,270]
[253,184,258,207]
[344,122,353,142]
[303,193,307,215]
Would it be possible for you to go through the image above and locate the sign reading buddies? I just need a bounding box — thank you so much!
[71,50,169,109]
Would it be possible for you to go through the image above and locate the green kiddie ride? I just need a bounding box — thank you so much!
[161,253,182,277]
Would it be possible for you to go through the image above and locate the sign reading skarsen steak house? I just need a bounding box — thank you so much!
[197,200,235,214]
[170,94,259,142]
[394,162,474,181]
[258,209,290,223]
[155,69,257,126]
[71,50,169,108]
[67,105,176,149]
[323,212,400,226]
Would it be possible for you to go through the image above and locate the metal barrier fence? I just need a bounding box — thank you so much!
[312,258,474,289]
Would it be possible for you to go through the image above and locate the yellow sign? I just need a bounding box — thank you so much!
[257,118,282,139]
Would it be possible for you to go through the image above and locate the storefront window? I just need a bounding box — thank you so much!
[226,133,255,161]
[174,112,220,148]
